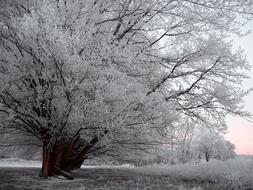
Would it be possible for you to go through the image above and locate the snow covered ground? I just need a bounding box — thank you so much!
[0,158,41,168]
[0,158,134,169]
[129,156,253,189]
[0,156,253,189]
[0,166,203,190]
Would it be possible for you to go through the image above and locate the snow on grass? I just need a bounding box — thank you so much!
[0,158,135,169]
[1,157,253,189]
[130,157,253,189]
[80,163,135,169]
[0,158,41,168]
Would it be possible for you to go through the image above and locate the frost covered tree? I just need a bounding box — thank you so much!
[0,0,252,178]
[213,137,236,160]
[191,128,236,162]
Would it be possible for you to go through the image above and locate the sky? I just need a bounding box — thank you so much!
[225,20,253,155]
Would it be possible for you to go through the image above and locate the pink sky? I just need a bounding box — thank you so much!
[224,20,253,155]
[225,117,253,155]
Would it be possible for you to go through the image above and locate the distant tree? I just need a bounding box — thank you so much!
[192,128,236,162]
[173,123,195,163]
[213,139,236,160]
[0,0,252,178]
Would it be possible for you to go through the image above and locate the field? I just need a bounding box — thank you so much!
[0,157,253,190]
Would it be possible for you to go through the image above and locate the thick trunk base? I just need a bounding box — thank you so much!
[41,137,86,180]
[40,129,106,179]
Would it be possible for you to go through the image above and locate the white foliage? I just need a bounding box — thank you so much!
[0,0,252,160]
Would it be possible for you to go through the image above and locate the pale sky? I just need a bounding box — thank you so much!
[225,20,253,155]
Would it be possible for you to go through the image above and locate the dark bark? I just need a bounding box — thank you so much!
[41,137,83,179]
[205,151,210,162]
[40,130,108,179]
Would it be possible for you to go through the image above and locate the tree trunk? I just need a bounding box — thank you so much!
[41,137,85,179]
[42,142,51,178]
[40,129,107,179]
[40,132,106,179]
[205,151,210,162]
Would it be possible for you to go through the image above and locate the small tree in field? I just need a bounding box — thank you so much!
[0,0,252,178]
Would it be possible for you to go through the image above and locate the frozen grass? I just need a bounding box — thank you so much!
[0,167,204,190]
[130,157,253,189]
[0,158,41,168]
[1,157,253,189]
[0,158,134,169]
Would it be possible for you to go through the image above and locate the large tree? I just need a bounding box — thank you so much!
[0,0,252,178]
